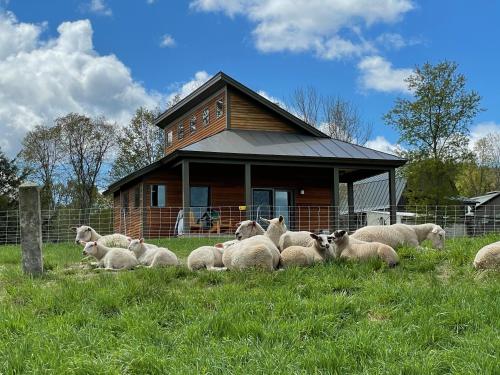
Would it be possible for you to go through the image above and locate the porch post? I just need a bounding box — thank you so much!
[389,168,397,224]
[182,160,190,235]
[332,167,340,231]
[347,181,355,231]
[245,163,252,220]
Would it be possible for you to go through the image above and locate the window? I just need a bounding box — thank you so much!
[189,116,196,133]
[216,99,224,118]
[121,191,129,210]
[202,107,209,126]
[177,121,184,140]
[134,187,141,208]
[150,185,166,207]
[190,186,210,207]
[166,131,173,147]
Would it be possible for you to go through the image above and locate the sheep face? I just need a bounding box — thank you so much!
[310,233,332,251]
[82,241,98,257]
[260,215,287,231]
[73,226,93,244]
[235,220,265,240]
[332,230,347,244]
[428,227,445,250]
[128,238,144,255]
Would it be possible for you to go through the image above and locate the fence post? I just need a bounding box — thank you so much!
[19,182,43,276]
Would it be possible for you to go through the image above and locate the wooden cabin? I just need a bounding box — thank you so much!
[105,72,406,238]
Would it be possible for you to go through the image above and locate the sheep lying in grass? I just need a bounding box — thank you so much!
[73,225,129,248]
[128,238,178,268]
[473,241,500,270]
[82,241,138,270]
[351,223,446,250]
[187,245,226,271]
[280,233,334,268]
[279,231,314,252]
[332,230,399,267]
[222,216,286,271]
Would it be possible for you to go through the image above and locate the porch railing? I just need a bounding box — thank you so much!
[0,205,499,245]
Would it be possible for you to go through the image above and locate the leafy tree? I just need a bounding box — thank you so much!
[384,61,483,205]
[110,107,163,182]
[0,148,23,210]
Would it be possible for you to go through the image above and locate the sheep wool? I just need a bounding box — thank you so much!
[279,231,314,252]
[332,230,399,267]
[280,233,334,268]
[128,239,178,268]
[235,220,265,240]
[74,225,129,249]
[473,241,500,270]
[187,246,225,271]
[82,241,138,270]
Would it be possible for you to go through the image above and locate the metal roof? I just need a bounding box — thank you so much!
[181,130,404,162]
[470,191,500,206]
[339,173,407,213]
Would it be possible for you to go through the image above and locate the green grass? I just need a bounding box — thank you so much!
[0,235,499,374]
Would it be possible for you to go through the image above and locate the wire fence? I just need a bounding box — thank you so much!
[0,204,499,245]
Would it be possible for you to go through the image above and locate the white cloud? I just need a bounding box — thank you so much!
[470,121,500,146]
[166,71,211,103]
[87,0,112,16]
[0,11,162,156]
[160,34,176,48]
[190,0,414,60]
[365,136,400,155]
[257,90,286,108]
[357,55,412,93]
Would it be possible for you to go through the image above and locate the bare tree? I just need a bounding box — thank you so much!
[477,132,500,190]
[289,86,321,127]
[19,124,62,208]
[56,113,116,209]
[323,96,372,144]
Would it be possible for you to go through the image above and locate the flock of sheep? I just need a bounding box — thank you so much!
[72,217,500,272]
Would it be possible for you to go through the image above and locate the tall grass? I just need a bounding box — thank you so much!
[0,235,499,374]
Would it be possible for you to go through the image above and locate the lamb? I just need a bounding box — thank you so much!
[73,225,129,249]
[332,229,399,267]
[473,241,500,270]
[235,220,265,240]
[351,223,446,250]
[128,238,178,268]
[279,231,314,252]
[222,216,287,271]
[280,233,334,268]
[82,241,138,270]
[187,245,225,271]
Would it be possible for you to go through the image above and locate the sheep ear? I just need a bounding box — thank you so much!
[93,241,98,246]
[259,217,270,224]
[252,221,256,227]
[235,222,242,227]
[327,235,334,242]
[127,237,132,242]
[310,233,319,240]
[214,243,224,248]
[139,238,144,243]
[70,226,78,232]
[80,240,87,245]
[279,215,284,223]
[432,228,439,234]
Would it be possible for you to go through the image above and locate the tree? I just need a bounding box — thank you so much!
[110,107,163,182]
[384,61,482,162]
[56,113,116,209]
[0,148,23,210]
[289,87,372,145]
[19,124,62,209]
[384,61,483,205]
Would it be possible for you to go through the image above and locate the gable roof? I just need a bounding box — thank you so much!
[155,72,327,137]
[470,191,500,206]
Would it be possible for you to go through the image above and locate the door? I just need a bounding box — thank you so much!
[252,188,294,229]
[275,189,293,229]
[253,189,273,222]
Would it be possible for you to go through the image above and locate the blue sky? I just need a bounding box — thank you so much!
[1,0,499,156]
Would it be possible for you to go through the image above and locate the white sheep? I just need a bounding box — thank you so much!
[473,241,500,270]
[128,238,178,268]
[82,241,138,270]
[187,245,226,271]
[222,216,287,271]
[351,223,446,250]
[280,233,334,268]
[235,220,265,240]
[332,229,399,267]
[73,225,129,249]
[279,231,314,252]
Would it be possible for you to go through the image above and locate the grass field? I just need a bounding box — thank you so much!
[0,235,499,374]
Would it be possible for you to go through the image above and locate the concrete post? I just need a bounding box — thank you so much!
[19,182,43,276]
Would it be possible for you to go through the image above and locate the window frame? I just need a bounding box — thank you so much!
[166,130,173,147]
[189,115,196,134]
[202,107,210,126]
[150,184,166,208]
[216,99,224,119]
[177,121,184,140]
[134,187,141,208]
[190,186,211,207]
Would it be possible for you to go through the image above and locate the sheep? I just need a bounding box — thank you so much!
[351,223,446,250]
[82,241,138,270]
[187,245,226,271]
[128,238,178,268]
[473,241,500,270]
[73,225,129,249]
[222,216,287,271]
[235,220,265,240]
[279,231,314,252]
[280,233,334,268]
[332,229,399,267]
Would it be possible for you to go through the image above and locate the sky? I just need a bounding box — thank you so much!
[1,0,499,157]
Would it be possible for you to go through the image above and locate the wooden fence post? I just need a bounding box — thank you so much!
[19,182,43,276]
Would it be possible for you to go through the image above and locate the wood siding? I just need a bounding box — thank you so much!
[164,89,227,155]
[229,90,300,133]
